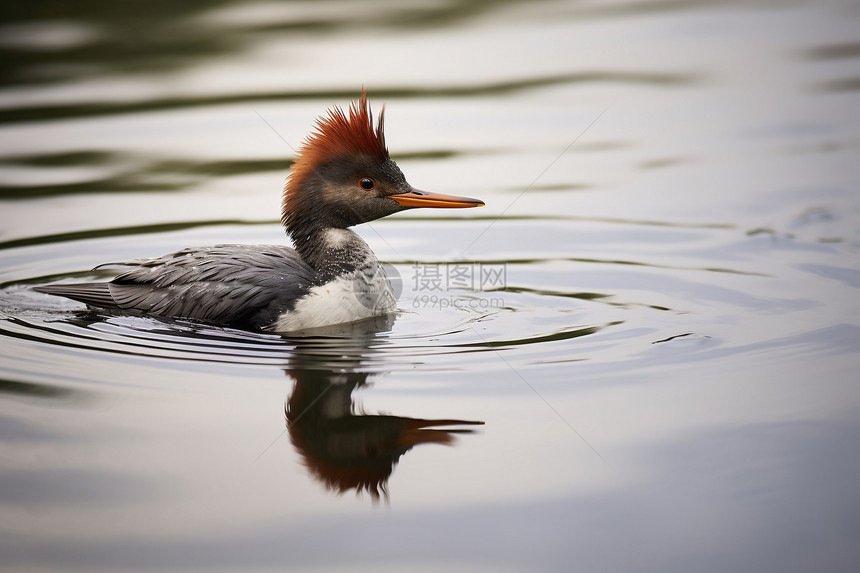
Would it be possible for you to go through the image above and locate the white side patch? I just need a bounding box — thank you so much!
[270,271,395,333]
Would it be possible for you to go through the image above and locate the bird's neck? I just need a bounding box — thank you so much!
[291,225,379,284]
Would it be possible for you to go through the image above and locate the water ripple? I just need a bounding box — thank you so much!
[0,71,700,126]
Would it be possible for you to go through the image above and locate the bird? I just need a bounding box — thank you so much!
[35,89,484,332]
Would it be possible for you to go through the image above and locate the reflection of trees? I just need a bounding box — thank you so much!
[283,318,482,501]
[1,0,240,87]
[1,0,544,88]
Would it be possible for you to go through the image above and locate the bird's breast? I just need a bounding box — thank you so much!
[269,262,395,332]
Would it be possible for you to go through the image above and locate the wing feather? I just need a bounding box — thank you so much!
[34,283,119,308]
[37,244,317,329]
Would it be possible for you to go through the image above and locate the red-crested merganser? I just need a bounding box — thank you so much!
[36,90,484,332]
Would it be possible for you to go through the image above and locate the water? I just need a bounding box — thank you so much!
[1,0,860,571]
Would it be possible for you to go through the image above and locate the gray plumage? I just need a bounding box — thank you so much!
[35,245,316,330]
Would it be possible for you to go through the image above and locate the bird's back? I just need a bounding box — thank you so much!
[35,244,317,330]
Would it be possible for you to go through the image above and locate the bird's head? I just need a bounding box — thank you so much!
[282,89,483,239]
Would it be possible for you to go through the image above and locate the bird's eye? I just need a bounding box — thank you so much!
[359,178,375,190]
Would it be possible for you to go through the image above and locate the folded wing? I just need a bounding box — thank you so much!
[35,244,316,329]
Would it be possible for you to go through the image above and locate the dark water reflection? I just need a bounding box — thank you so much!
[1,0,552,88]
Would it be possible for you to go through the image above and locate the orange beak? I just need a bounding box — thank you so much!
[389,189,484,209]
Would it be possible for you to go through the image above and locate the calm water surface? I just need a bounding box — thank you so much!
[1,0,860,571]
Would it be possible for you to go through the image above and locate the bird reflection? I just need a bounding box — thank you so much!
[283,316,483,501]
[34,308,483,501]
